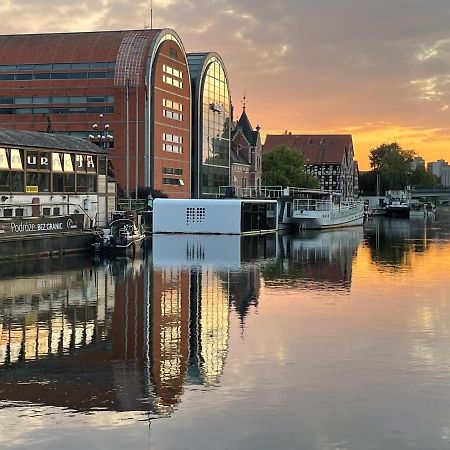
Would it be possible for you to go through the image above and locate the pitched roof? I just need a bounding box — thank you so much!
[235,110,258,146]
[231,149,250,165]
[263,134,353,164]
[0,128,106,153]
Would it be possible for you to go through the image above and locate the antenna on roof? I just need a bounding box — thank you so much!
[150,0,153,29]
[241,93,247,112]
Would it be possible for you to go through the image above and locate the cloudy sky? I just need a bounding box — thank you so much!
[1,0,450,168]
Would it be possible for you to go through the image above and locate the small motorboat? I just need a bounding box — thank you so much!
[93,219,145,256]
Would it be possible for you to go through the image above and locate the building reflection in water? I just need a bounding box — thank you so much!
[262,228,363,291]
[364,213,449,269]
[0,234,274,417]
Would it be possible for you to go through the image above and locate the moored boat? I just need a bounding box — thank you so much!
[386,190,411,218]
[290,190,364,229]
[93,219,145,256]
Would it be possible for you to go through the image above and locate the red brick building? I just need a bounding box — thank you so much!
[231,108,262,192]
[263,134,358,198]
[0,29,192,198]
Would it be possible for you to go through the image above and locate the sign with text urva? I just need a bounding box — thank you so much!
[0,214,84,236]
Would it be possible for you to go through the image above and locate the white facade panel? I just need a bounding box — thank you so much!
[152,198,277,235]
[153,199,242,234]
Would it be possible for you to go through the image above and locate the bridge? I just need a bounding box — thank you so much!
[410,189,450,205]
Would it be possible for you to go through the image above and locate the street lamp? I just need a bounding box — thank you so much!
[89,114,113,149]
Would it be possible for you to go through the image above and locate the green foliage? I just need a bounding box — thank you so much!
[409,167,439,189]
[365,142,438,191]
[369,142,415,190]
[262,145,320,188]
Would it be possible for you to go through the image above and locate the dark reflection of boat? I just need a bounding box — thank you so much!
[262,228,363,291]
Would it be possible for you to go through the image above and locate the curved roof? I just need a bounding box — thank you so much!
[0,29,187,87]
[0,128,106,153]
[187,52,231,88]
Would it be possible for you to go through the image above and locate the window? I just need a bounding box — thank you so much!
[169,48,178,60]
[163,64,183,79]
[3,208,12,217]
[53,173,64,192]
[15,208,24,217]
[163,167,183,175]
[11,172,24,192]
[163,109,182,121]
[163,144,183,153]
[64,174,75,192]
[163,98,183,111]
[163,177,182,185]
[163,133,183,143]
[163,74,183,89]
[0,171,9,191]
[43,207,51,216]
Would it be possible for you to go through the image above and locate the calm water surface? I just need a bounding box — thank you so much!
[1,210,450,450]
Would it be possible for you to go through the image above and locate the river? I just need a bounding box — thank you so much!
[1,209,450,450]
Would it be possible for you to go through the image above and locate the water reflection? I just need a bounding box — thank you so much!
[263,228,363,291]
[0,235,276,418]
[364,209,450,269]
[2,216,450,449]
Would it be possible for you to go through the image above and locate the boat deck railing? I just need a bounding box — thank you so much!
[219,186,333,199]
[293,199,331,211]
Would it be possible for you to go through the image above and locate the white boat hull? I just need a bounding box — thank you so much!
[292,210,364,229]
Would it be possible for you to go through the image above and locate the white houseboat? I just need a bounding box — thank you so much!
[152,198,277,235]
[290,190,364,229]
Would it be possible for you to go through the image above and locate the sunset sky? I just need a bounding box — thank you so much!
[1,0,450,169]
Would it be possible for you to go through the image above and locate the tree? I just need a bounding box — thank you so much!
[262,145,320,188]
[409,167,439,189]
[369,142,415,190]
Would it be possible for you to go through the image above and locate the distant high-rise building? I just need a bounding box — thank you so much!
[427,159,449,179]
[441,166,450,187]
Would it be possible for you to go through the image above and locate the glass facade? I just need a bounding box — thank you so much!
[201,58,230,196]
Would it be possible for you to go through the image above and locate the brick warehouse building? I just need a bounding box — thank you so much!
[263,134,358,199]
[0,29,192,198]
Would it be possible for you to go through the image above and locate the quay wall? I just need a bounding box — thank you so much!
[0,232,94,260]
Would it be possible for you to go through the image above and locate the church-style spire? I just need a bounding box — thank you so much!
[241,93,247,112]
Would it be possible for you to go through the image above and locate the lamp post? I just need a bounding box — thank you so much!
[89,114,113,149]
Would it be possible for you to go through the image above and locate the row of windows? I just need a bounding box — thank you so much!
[1,207,61,217]
[0,148,97,173]
[163,144,183,153]
[163,75,183,89]
[163,109,182,121]
[163,64,183,79]
[163,167,183,175]
[163,177,183,185]
[0,62,115,72]
[0,72,114,81]
[162,98,183,111]
[0,95,114,105]
[0,106,114,115]
[0,172,97,193]
[163,133,183,144]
